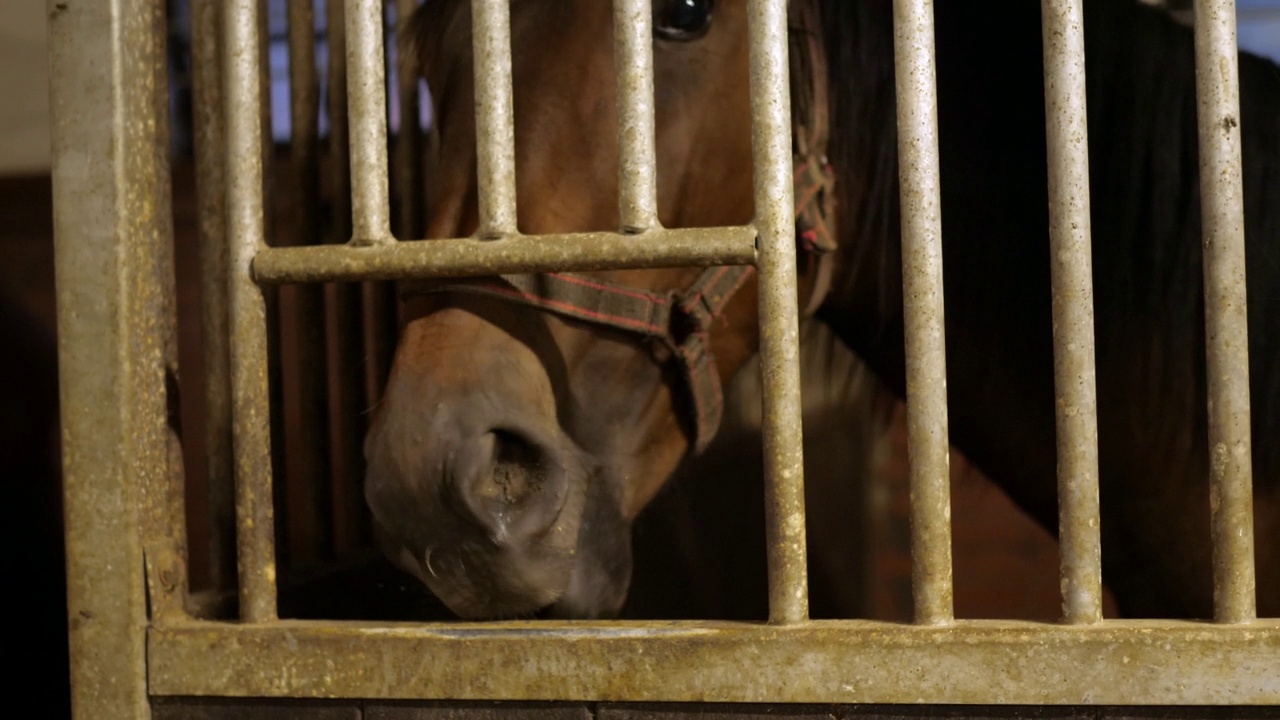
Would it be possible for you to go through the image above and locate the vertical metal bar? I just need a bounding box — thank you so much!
[471,0,519,237]
[287,0,336,564]
[191,0,238,596]
[747,0,809,625]
[225,0,280,623]
[327,0,370,555]
[1041,0,1103,625]
[1192,0,1257,624]
[256,0,291,580]
[393,0,426,240]
[48,0,157,713]
[328,0,353,242]
[346,0,394,243]
[891,0,954,626]
[144,0,191,623]
[612,0,659,233]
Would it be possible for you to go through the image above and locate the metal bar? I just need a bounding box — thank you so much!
[258,0,291,582]
[253,227,758,284]
[225,0,280,623]
[325,0,369,555]
[1040,0,1103,625]
[393,0,425,242]
[471,0,519,237]
[48,0,159,713]
[1192,0,1257,625]
[148,619,1280,704]
[328,0,353,241]
[144,0,191,624]
[747,0,809,625]
[612,0,660,232]
[345,0,393,244]
[287,0,336,565]
[190,0,237,597]
[891,0,954,626]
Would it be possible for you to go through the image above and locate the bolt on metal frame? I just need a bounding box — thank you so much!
[48,0,1278,717]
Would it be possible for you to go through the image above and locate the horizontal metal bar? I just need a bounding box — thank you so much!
[1192,0,1257,625]
[251,227,759,284]
[148,619,1280,704]
[1040,0,1104,625]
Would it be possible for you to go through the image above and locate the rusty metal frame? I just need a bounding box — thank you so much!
[49,0,1278,716]
[49,0,169,715]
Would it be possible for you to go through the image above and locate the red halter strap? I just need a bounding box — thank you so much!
[404,264,755,454]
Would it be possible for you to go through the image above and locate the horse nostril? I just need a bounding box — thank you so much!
[455,427,569,546]
[490,428,547,506]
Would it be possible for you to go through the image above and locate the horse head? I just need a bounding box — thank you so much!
[363,0,833,619]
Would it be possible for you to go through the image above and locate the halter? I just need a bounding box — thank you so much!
[405,5,834,455]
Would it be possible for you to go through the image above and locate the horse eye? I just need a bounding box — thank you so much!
[653,0,715,42]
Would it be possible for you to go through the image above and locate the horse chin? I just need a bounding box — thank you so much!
[542,471,635,620]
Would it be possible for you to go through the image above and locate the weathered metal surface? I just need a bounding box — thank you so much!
[890,0,955,626]
[746,0,809,625]
[368,704,593,720]
[252,227,758,284]
[131,700,1280,720]
[285,0,337,567]
[328,0,353,239]
[393,0,425,242]
[225,0,280,623]
[190,0,238,597]
[147,620,1280,704]
[599,706,833,720]
[1039,0,1104,625]
[48,0,162,713]
[141,0,192,625]
[1191,0,1258,625]
[613,0,659,233]
[346,0,393,244]
[325,0,374,558]
[471,0,519,237]
[152,697,360,719]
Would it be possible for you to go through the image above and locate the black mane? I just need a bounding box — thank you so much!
[814,0,1280,616]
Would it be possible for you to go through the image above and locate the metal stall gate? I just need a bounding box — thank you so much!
[47,0,1279,717]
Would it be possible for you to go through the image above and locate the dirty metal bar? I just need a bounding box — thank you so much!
[345,0,393,244]
[144,0,191,624]
[1192,0,1257,624]
[253,227,758,284]
[190,0,237,596]
[287,0,336,564]
[49,0,160,713]
[613,0,660,232]
[328,0,352,240]
[393,0,425,241]
[225,0,280,623]
[149,619,1280,704]
[891,0,954,626]
[471,0,519,236]
[1040,0,1103,625]
[747,0,809,625]
[325,0,371,555]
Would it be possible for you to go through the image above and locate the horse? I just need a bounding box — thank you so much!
[362,0,1280,620]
